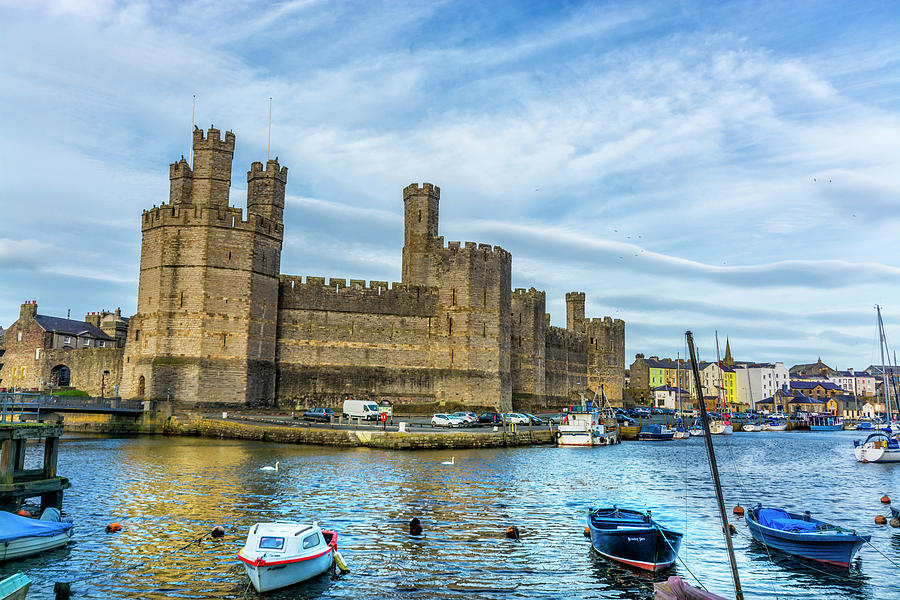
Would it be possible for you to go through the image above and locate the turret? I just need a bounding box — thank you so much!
[169,157,193,205]
[566,292,585,333]
[247,159,288,222]
[191,126,235,207]
[402,182,440,285]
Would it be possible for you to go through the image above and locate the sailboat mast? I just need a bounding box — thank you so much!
[878,305,891,422]
[686,331,744,600]
[715,331,725,413]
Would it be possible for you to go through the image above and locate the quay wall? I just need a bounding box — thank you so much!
[60,415,553,449]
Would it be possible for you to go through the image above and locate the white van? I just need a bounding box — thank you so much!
[342,399,381,421]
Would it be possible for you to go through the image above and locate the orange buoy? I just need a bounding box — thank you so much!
[505,526,521,540]
[733,504,745,516]
[875,515,887,525]
[583,526,590,537]
[106,523,122,533]
[16,509,31,517]
[881,495,891,504]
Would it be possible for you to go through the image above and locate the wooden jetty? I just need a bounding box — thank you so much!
[0,423,69,512]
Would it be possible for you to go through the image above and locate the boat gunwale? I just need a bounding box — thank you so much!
[746,507,869,544]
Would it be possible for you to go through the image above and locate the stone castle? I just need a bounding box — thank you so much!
[1,127,625,410]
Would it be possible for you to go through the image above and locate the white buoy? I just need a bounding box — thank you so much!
[334,550,349,572]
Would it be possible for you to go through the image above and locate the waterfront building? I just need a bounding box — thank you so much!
[651,384,688,410]
[789,380,843,400]
[0,301,120,394]
[789,358,834,379]
[700,362,739,410]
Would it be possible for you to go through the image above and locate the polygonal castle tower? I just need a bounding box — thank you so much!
[566,292,626,401]
[119,127,286,404]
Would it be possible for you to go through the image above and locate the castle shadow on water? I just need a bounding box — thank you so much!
[11,127,625,412]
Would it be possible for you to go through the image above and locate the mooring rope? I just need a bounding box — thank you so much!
[652,522,709,592]
[865,539,900,569]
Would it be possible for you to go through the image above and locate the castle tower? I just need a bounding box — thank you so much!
[401,183,440,286]
[120,127,285,405]
[566,292,585,333]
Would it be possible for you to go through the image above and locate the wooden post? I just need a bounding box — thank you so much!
[0,439,14,484]
[43,436,59,478]
[13,439,26,472]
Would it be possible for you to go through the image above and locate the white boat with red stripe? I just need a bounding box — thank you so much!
[238,521,337,593]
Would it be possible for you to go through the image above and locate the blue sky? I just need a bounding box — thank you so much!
[1,0,899,369]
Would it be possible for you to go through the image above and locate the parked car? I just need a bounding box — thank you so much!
[522,413,544,425]
[450,411,478,426]
[616,414,637,426]
[431,414,465,428]
[478,412,503,424]
[302,407,335,422]
[546,413,568,425]
[503,413,530,425]
[633,407,651,418]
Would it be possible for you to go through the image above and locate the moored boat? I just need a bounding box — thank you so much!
[763,418,788,431]
[708,420,733,435]
[638,424,675,441]
[0,573,30,600]
[238,521,337,593]
[587,507,682,571]
[746,504,869,568]
[741,422,761,432]
[809,414,843,431]
[853,431,900,463]
[557,410,618,446]
[0,508,73,561]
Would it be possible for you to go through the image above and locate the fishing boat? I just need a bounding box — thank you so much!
[557,386,619,446]
[745,505,869,568]
[0,508,73,561]
[688,418,706,437]
[809,414,843,431]
[0,573,30,600]
[638,424,675,441]
[238,521,339,593]
[587,506,682,571]
[853,431,900,463]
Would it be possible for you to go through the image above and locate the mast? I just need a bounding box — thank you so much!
[715,330,726,414]
[687,331,744,600]
[877,305,891,423]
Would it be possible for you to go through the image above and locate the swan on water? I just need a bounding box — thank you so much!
[261,461,280,472]
[441,457,455,465]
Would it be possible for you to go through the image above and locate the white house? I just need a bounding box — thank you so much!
[738,362,789,410]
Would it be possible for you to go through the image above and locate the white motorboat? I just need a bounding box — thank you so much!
[763,418,788,431]
[557,410,618,446]
[741,422,760,432]
[0,508,73,561]
[238,521,338,593]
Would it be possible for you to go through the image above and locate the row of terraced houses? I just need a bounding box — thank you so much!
[629,353,896,420]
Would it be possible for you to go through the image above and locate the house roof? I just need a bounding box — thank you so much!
[34,314,113,340]
[652,385,687,393]
[789,394,824,404]
[789,380,842,391]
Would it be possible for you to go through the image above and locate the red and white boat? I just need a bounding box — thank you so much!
[238,521,340,593]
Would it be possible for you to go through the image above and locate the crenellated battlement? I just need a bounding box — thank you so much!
[436,240,511,260]
[513,287,546,301]
[141,203,283,238]
[403,182,440,198]
[248,159,288,182]
[546,325,588,352]
[587,316,626,328]
[169,157,192,179]
[278,275,438,317]
[192,126,235,150]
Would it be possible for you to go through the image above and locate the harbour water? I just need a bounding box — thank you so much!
[5,431,899,599]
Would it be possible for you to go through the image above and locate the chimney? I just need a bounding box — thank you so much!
[19,300,37,321]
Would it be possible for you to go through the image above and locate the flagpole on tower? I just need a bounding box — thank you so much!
[267,97,273,162]
[190,94,196,167]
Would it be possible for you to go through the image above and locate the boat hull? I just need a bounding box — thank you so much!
[746,507,868,568]
[588,508,682,571]
[810,425,843,431]
[242,548,333,593]
[854,444,900,463]
[0,532,71,561]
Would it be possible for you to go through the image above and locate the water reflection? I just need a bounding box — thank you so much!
[0,433,897,599]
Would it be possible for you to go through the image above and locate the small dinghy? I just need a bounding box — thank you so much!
[587,507,682,571]
[746,505,869,567]
[653,575,728,600]
[0,508,73,561]
[239,521,338,593]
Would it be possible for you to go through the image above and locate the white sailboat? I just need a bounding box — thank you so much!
[854,305,900,463]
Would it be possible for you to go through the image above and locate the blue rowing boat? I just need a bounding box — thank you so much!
[746,504,869,567]
[587,507,682,571]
